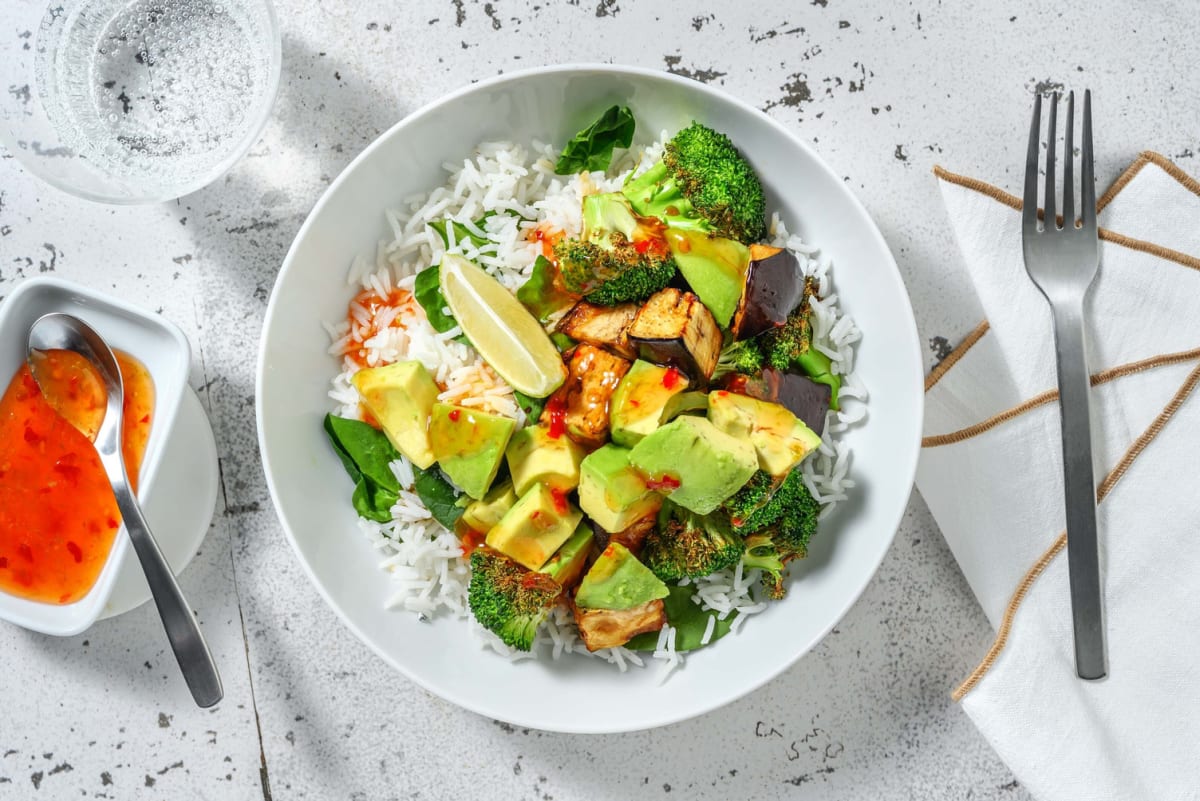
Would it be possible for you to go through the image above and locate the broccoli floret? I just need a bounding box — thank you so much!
[723,469,819,554]
[711,338,766,381]
[467,548,562,650]
[729,471,821,600]
[742,533,788,600]
[641,501,746,581]
[555,193,678,306]
[761,302,842,409]
[623,122,766,244]
[720,470,783,531]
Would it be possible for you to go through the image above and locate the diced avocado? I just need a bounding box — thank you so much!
[429,403,516,499]
[578,444,664,533]
[628,416,757,515]
[485,483,583,570]
[505,424,586,496]
[707,390,822,476]
[664,228,751,328]
[575,542,669,611]
[660,390,709,423]
[351,360,439,469]
[609,360,690,448]
[461,479,517,533]
[538,521,594,590]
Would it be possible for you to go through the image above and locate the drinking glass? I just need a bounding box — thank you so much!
[0,0,280,204]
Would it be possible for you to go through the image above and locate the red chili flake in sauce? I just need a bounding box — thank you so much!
[549,487,569,515]
[644,474,681,492]
[530,510,542,521]
[725,375,749,394]
[661,367,683,390]
[633,238,652,254]
[457,527,486,556]
[66,541,83,563]
[730,517,744,528]
[448,408,462,422]
[545,394,568,439]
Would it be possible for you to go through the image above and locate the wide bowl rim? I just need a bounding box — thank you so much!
[256,62,924,733]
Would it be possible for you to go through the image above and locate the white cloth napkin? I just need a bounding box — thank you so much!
[917,153,1200,801]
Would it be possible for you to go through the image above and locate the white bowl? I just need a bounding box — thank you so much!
[0,277,190,635]
[258,65,923,733]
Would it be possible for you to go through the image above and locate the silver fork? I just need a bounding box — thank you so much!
[1022,89,1105,680]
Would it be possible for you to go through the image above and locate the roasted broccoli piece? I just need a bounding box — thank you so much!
[555,193,677,306]
[723,469,819,551]
[623,122,766,244]
[723,469,821,599]
[711,337,766,381]
[761,304,842,410]
[641,501,746,581]
[741,533,788,600]
[467,548,562,651]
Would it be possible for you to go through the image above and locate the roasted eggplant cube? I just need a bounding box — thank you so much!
[555,301,640,360]
[626,288,723,383]
[540,344,631,447]
[572,598,667,651]
[718,367,832,435]
[731,244,805,340]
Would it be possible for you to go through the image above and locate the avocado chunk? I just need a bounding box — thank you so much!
[429,403,516,499]
[505,424,586,496]
[578,444,664,533]
[485,483,584,570]
[575,542,669,610]
[538,521,594,590]
[664,228,750,328]
[351,360,440,469]
[707,390,822,476]
[461,479,517,534]
[628,416,757,515]
[609,360,691,448]
[660,390,709,424]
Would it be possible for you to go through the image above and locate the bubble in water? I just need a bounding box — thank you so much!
[36,0,275,192]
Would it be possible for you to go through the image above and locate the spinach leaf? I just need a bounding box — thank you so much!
[626,583,738,652]
[516,255,575,323]
[324,414,400,492]
[513,389,547,422]
[550,332,576,352]
[325,414,403,521]
[413,265,458,334]
[555,105,636,174]
[428,212,493,250]
[413,466,465,530]
[352,478,399,523]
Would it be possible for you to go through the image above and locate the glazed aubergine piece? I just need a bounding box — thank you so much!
[572,598,667,651]
[540,344,631,447]
[555,300,640,360]
[720,367,832,434]
[730,244,805,340]
[626,288,723,384]
[590,511,657,557]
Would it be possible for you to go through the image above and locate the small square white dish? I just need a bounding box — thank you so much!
[0,276,190,635]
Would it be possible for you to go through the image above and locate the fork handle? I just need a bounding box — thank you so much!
[1050,301,1107,680]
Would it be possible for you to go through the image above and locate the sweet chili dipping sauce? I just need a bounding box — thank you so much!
[0,350,153,604]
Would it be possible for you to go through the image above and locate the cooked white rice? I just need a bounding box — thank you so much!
[325,134,867,674]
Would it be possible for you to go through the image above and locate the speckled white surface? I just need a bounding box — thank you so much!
[1,1,1196,798]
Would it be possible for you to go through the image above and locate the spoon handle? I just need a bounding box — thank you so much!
[110,478,224,708]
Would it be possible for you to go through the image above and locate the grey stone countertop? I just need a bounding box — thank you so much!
[2,2,1196,799]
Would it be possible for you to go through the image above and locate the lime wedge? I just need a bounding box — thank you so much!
[439,254,568,397]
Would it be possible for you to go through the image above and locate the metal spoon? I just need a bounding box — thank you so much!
[27,313,223,708]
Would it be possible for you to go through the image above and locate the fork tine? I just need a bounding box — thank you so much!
[1081,89,1096,228]
[1063,91,1075,229]
[1023,93,1042,230]
[1044,93,1058,228]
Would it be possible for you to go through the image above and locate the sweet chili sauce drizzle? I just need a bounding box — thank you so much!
[0,350,153,605]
